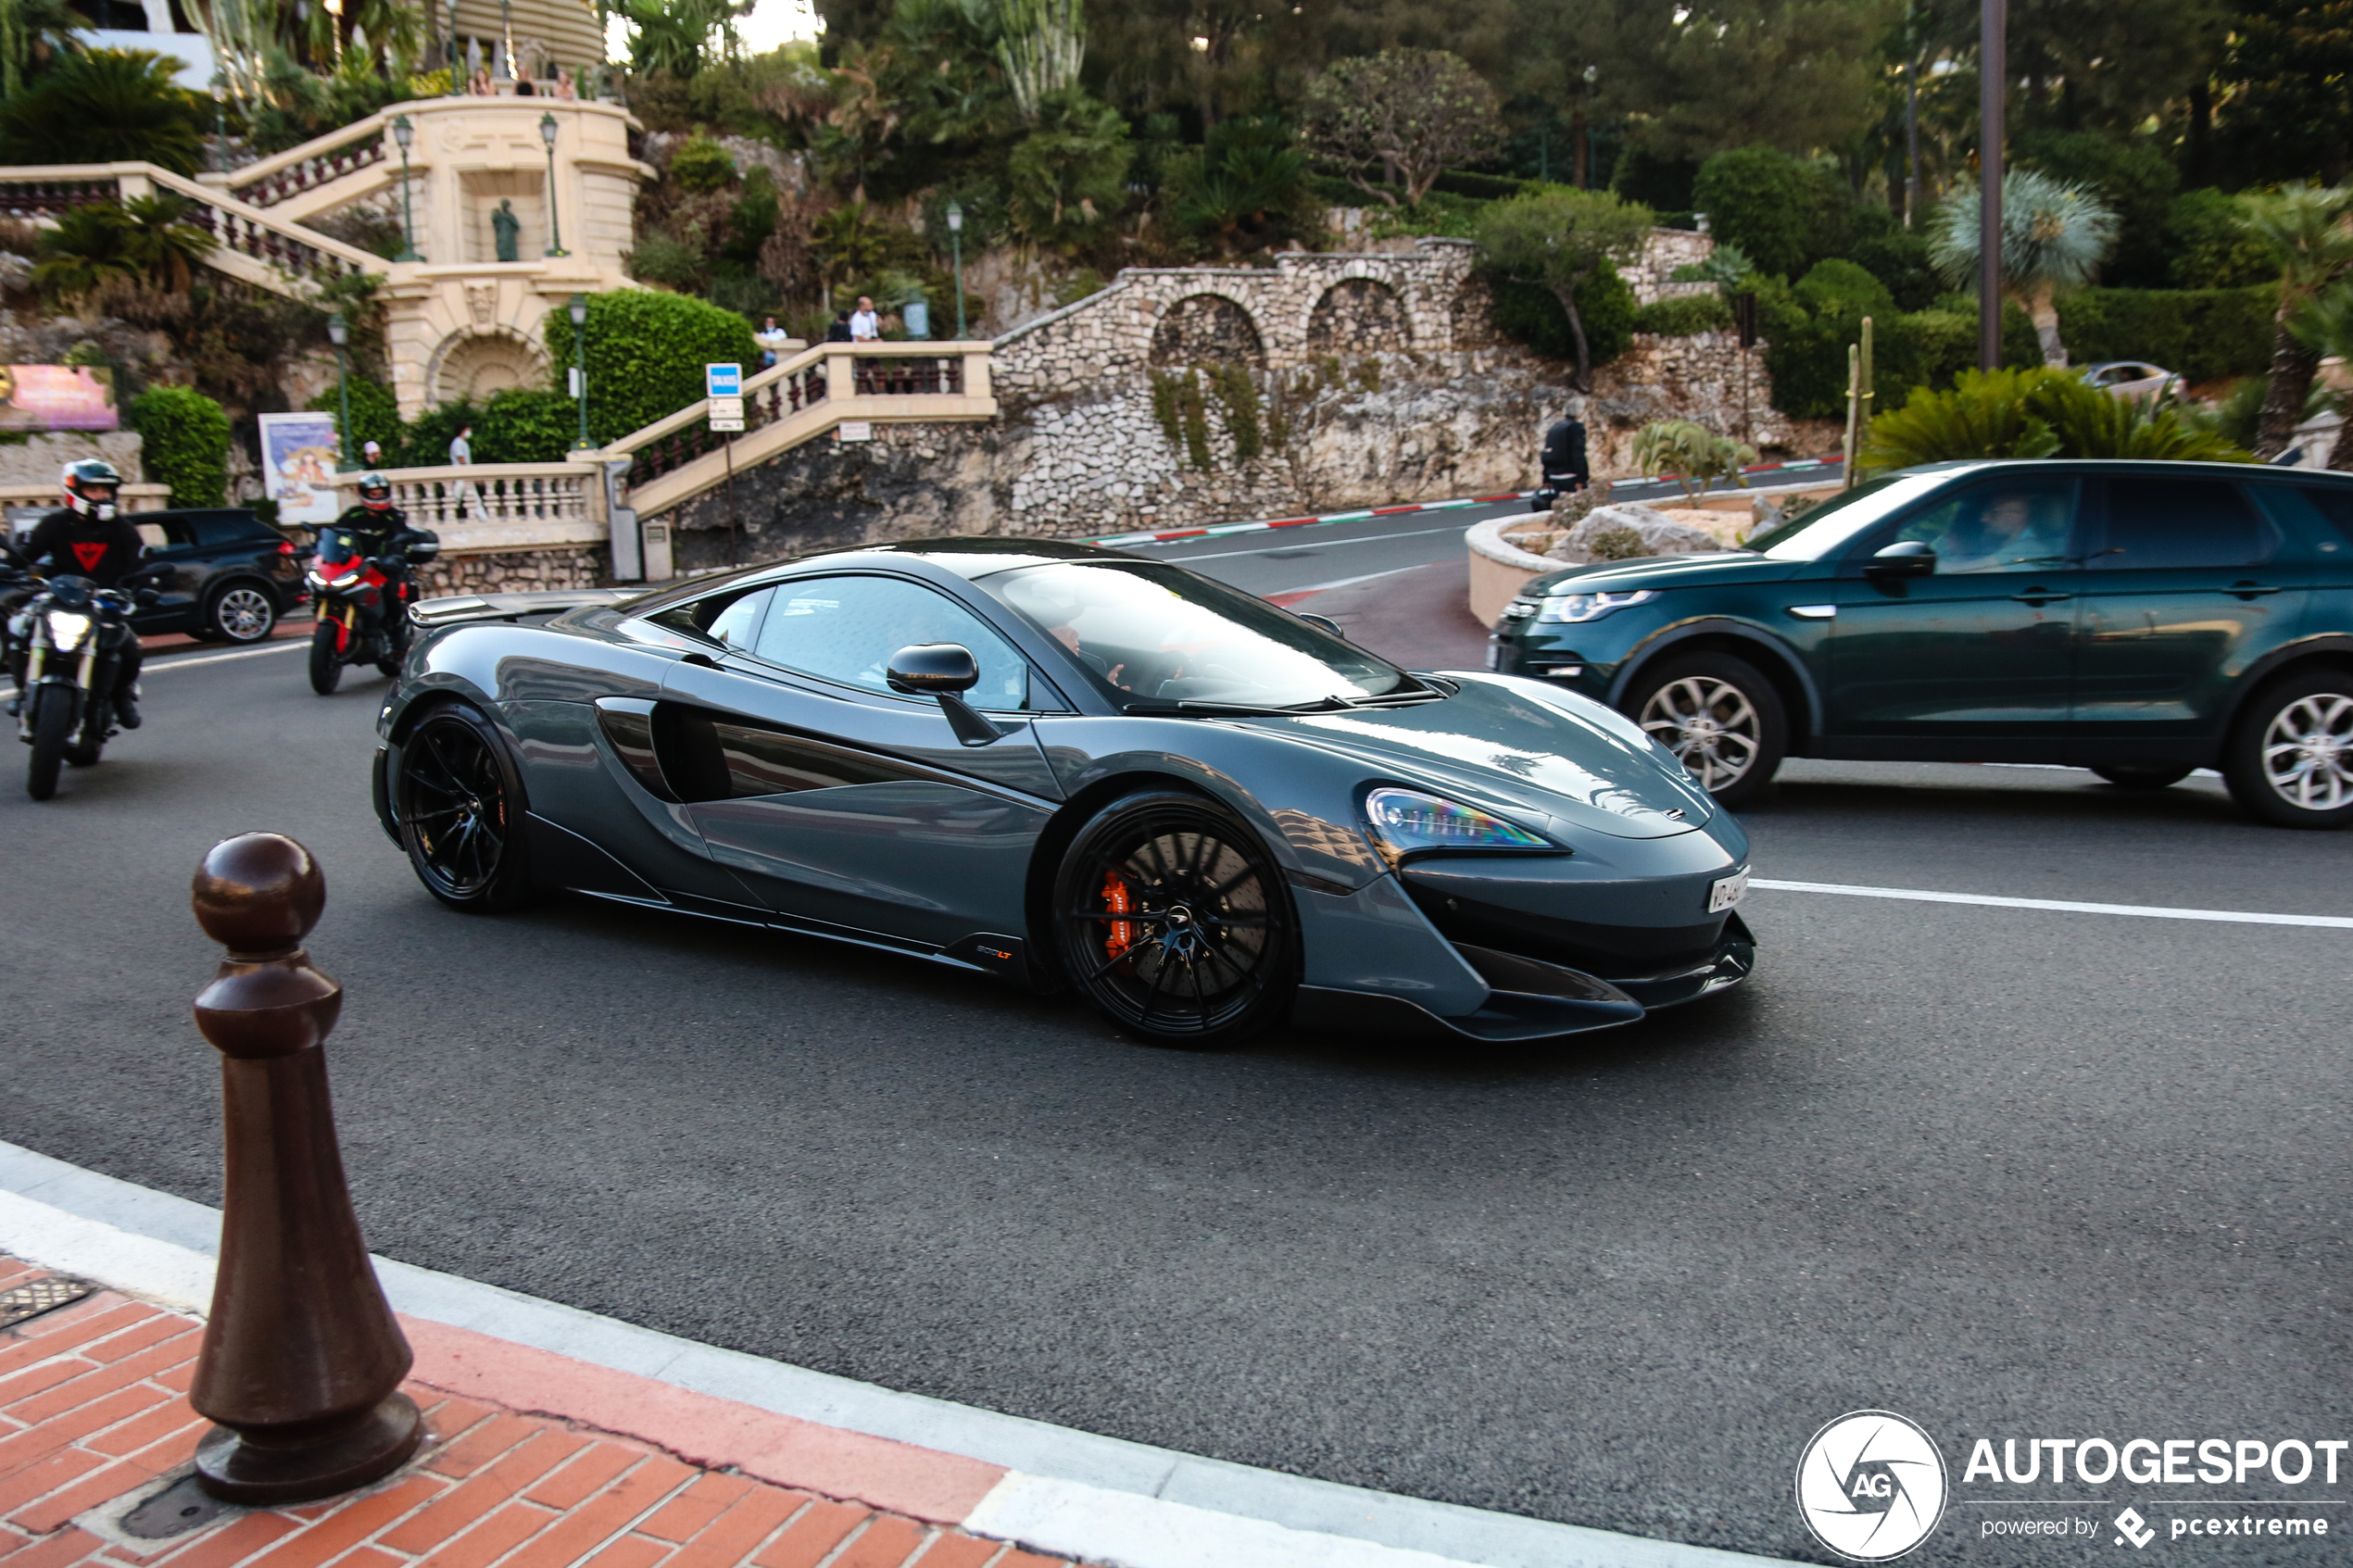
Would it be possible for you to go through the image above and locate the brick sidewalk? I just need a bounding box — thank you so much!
[0,1256,1068,1568]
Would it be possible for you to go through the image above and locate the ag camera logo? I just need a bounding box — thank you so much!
[1797,1411,1949,1561]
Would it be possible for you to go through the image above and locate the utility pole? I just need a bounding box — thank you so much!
[1904,0,1922,226]
[1979,0,2006,371]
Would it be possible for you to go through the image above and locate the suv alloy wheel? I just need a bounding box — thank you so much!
[1626,653,1789,809]
[2222,670,2353,829]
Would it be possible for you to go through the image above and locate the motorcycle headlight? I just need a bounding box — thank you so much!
[44,610,92,649]
[1535,589,1658,623]
[1363,786,1553,862]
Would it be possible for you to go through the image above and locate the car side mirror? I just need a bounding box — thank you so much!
[1296,611,1344,638]
[1864,540,1937,579]
[887,642,1002,746]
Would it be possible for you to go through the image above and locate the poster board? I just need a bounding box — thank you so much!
[0,366,118,432]
[258,411,343,525]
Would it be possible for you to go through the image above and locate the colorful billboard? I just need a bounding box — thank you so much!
[0,366,119,432]
[257,411,343,525]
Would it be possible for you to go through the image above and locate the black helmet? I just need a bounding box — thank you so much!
[358,470,393,510]
[63,458,121,521]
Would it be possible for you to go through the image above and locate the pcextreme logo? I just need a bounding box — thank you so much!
[1797,1411,1951,1562]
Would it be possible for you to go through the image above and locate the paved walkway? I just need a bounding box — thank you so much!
[0,1253,1064,1568]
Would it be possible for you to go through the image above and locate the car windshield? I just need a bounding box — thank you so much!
[1743,472,1956,559]
[977,558,1419,709]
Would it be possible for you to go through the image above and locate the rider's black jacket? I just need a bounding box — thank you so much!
[1541,416,1590,490]
[19,509,147,587]
[331,503,428,563]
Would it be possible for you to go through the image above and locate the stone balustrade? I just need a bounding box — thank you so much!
[329,462,605,551]
[0,164,379,291]
[222,125,389,210]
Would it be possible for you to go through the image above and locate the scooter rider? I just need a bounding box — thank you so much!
[7,458,149,727]
[1541,402,1592,495]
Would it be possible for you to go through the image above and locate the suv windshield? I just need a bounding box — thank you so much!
[1745,472,1955,559]
[978,558,1419,709]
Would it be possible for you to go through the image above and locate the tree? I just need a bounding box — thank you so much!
[1691,146,1853,279]
[2239,182,2353,458]
[1159,116,1318,254]
[118,194,217,295]
[29,207,138,301]
[0,48,208,174]
[1005,91,1133,249]
[1475,187,1655,390]
[2207,0,2353,187]
[1617,0,1895,161]
[0,0,85,96]
[1301,48,1504,207]
[1929,171,2118,365]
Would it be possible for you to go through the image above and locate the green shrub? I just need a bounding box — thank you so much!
[1850,231,1942,311]
[1632,419,1757,501]
[669,136,737,194]
[1766,269,2039,420]
[1431,169,1536,200]
[473,389,580,464]
[1490,265,1636,367]
[1864,367,2252,467]
[1795,258,1894,320]
[128,385,230,508]
[2168,189,2280,289]
[624,233,706,290]
[399,402,480,470]
[1632,293,1732,335]
[1692,146,1853,280]
[1214,363,1264,462]
[540,291,759,444]
[1178,370,1212,470]
[306,378,401,467]
[2055,286,2274,383]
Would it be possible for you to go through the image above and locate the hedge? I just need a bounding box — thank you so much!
[306,377,401,466]
[2055,286,2274,384]
[473,389,581,463]
[127,385,229,508]
[539,290,759,445]
[1632,293,1731,335]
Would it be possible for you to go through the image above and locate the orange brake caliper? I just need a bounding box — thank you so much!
[1101,872,1136,960]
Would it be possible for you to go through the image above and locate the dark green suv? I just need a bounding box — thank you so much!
[1488,459,2353,827]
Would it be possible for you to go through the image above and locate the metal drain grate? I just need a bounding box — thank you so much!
[0,1274,95,1329]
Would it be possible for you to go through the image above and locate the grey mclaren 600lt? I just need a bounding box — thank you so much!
[371,539,1756,1047]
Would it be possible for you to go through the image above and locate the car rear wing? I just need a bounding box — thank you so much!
[409,588,641,631]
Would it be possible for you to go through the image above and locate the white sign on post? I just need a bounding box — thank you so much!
[705,362,742,397]
[709,395,746,433]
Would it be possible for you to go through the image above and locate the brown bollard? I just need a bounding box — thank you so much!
[186,833,422,1504]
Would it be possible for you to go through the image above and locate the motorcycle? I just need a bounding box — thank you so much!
[6,568,161,800]
[306,523,439,695]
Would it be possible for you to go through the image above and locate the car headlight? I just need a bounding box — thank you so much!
[1535,589,1658,623]
[44,610,92,649]
[1363,786,1553,862]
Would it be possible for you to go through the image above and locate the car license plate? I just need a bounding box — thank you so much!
[1709,869,1749,912]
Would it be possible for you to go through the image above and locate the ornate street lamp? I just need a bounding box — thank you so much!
[327,312,354,470]
[945,200,965,340]
[390,115,422,262]
[569,293,592,449]
[539,111,568,257]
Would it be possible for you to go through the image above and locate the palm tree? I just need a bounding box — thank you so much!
[0,0,86,96]
[120,194,217,295]
[2238,182,2353,459]
[1929,170,2119,368]
[29,206,137,302]
[0,48,208,174]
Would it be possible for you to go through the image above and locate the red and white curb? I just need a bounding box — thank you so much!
[0,1139,1797,1568]
[1088,459,1846,549]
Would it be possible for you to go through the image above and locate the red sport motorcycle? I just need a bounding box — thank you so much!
[306,523,439,695]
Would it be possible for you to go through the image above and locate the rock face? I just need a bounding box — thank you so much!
[656,234,1804,569]
[1537,502,1729,565]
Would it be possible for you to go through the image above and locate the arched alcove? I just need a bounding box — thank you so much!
[431,330,547,407]
[1150,295,1266,367]
[1307,278,1411,354]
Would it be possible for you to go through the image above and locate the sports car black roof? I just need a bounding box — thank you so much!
[846,536,1131,579]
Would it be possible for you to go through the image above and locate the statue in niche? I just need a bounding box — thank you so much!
[491,198,521,262]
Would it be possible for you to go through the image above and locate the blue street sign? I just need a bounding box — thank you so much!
[705,362,742,397]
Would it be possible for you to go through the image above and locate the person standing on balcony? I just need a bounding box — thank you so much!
[448,425,475,519]
[849,296,880,342]
[756,316,790,369]
[824,308,853,344]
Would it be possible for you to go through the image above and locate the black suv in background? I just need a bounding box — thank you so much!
[129,509,309,643]
[1489,459,2353,829]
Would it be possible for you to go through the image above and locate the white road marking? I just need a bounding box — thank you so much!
[1275,565,1427,598]
[1148,522,1470,562]
[1753,878,2353,930]
[144,640,310,671]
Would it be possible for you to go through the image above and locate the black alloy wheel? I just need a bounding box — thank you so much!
[1625,652,1789,809]
[2094,765,2192,791]
[207,583,278,644]
[2221,671,2353,829]
[308,621,343,695]
[396,703,535,910]
[1051,789,1296,1048]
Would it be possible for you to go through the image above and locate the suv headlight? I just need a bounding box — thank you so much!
[1363,786,1553,863]
[44,610,92,650]
[1535,589,1658,623]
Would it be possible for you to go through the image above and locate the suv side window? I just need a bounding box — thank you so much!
[1860,476,2079,573]
[189,513,261,548]
[2295,483,2353,547]
[749,574,1035,712]
[2092,478,2275,570]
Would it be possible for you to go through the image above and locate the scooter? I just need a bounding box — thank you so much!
[306,524,439,695]
[6,567,160,800]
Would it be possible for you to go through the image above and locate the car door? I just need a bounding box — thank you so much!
[1827,472,2083,757]
[2070,474,2307,747]
[128,514,203,632]
[650,571,1067,951]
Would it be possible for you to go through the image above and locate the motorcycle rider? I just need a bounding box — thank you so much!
[325,470,434,641]
[1540,403,1592,496]
[6,458,149,727]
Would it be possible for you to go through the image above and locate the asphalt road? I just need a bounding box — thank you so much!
[1,606,2347,1565]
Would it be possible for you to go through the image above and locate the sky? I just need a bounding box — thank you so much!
[604,0,823,65]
